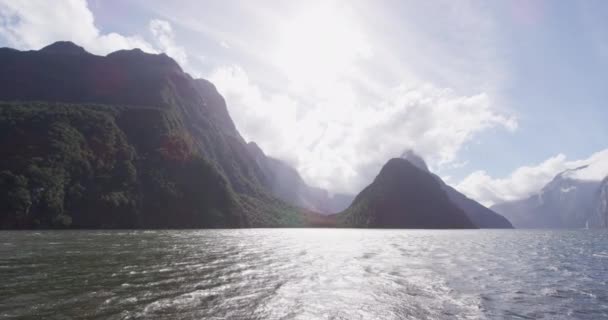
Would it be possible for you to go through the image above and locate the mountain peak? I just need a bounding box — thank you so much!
[106,48,181,70]
[40,41,88,55]
[400,150,429,172]
[556,165,589,179]
[341,157,476,229]
[381,157,416,174]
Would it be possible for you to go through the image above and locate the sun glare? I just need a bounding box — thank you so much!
[274,4,371,89]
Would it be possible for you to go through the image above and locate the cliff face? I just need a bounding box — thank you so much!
[588,177,608,228]
[339,158,476,229]
[596,178,608,227]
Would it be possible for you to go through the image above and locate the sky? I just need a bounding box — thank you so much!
[1,0,608,205]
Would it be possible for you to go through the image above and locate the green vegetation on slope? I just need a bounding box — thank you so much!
[0,103,303,229]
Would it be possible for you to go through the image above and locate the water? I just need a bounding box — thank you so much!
[1,229,607,320]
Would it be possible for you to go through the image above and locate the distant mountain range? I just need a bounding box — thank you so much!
[492,165,608,229]
[0,41,511,229]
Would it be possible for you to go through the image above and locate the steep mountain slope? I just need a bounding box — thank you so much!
[339,158,476,228]
[442,184,513,228]
[0,42,306,228]
[491,167,600,228]
[401,150,512,228]
[247,142,354,213]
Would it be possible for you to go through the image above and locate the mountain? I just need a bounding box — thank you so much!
[247,142,354,213]
[491,167,600,228]
[401,150,513,228]
[339,158,476,228]
[0,41,307,228]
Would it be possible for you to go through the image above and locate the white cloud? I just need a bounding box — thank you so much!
[0,0,155,54]
[272,2,372,90]
[457,149,608,206]
[563,149,608,181]
[211,65,516,194]
[0,0,189,70]
[206,1,517,194]
[149,19,187,67]
[456,154,569,206]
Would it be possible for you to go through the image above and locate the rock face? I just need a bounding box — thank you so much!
[588,177,608,228]
[247,142,354,214]
[491,167,600,228]
[339,158,476,229]
[401,150,513,228]
[0,41,310,229]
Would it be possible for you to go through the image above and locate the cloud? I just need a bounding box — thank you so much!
[0,0,155,54]
[562,149,608,181]
[272,2,372,89]
[205,2,517,195]
[456,154,569,206]
[457,149,608,206]
[0,0,188,69]
[211,65,516,194]
[149,19,187,67]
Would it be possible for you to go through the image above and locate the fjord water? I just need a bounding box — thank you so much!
[1,230,607,319]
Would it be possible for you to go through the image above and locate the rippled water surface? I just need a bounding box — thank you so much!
[1,229,608,319]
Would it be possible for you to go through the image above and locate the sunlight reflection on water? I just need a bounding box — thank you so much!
[1,229,608,319]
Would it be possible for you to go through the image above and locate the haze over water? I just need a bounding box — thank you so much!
[1,229,608,319]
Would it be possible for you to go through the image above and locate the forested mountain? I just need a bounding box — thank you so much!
[0,41,267,193]
[0,41,304,228]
